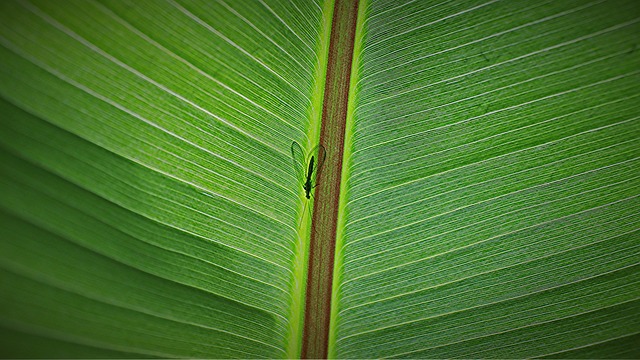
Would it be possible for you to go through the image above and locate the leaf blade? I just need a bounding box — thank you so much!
[333,0,640,357]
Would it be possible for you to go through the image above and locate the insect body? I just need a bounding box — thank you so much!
[291,141,326,199]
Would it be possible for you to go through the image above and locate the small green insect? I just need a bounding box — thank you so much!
[291,141,326,199]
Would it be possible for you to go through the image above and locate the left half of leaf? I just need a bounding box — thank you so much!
[0,0,328,357]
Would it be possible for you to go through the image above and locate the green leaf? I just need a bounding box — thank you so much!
[1,0,639,358]
[331,0,640,357]
[0,0,327,357]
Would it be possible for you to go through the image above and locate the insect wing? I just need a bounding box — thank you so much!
[308,144,326,188]
[291,141,306,183]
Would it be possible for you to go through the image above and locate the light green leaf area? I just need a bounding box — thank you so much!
[0,0,325,357]
[333,0,640,358]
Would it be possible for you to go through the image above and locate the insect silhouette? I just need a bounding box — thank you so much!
[291,141,326,199]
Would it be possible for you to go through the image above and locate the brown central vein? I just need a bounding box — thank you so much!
[301,0,360,358]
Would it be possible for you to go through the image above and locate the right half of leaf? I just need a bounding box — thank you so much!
[332,0,640,358]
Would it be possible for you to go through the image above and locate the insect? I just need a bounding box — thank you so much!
[291,141,326,199]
